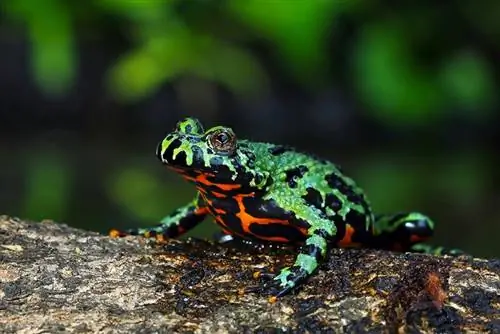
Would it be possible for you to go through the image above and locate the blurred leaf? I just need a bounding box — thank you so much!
[108,23,268,102]
[107,166,190,221]
[439,50,495,113]
[108,167,163,219]
[192,39,269,96]
[24,151,70,221]
[461,1,500,47]
[5,0,75,97]
[355,155,421,213]
[107,34,181,101]
[228,0,345,85]
[433,152,485,208]
[354,22,443,125]
[96,0,170,22]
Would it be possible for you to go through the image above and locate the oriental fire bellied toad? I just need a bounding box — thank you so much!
[110,117,462,299]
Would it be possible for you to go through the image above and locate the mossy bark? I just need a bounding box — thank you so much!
[0,216,499,333]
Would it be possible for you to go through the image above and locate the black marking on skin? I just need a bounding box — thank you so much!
[278,267,311,296]
[193,166,267,196]
[248,223,306,243]
[252,172,264,186]
[243,152,256,168]
[331,217,347,242]
[198,184,230,195]
[285,165,309,188]
[365,217,433,251]
[191,145,205,166]
[241,197,294,220]
[300,243,325,262]
[176,168,201,180]
[376,214,433,241]
[302,187,324,212]
[174,151,188,166]
[287,206,332,237]
[310,227,331,240]
[383,213,410,227]
[184,124,193,133]
[207,197,240,215]
[353,196,373,236]
[339,210,373,245]
[201,153,245,182]
[230,155,246,169]
[325,193,342,212]
[194,177,255,196]
[192,119,204,134]
[325,173,348,193]
[162,138,183,163]
[236,146,256,167]
[216,213,246,236]
[288,217,311,232]
[404,220,433,238]
[209,156,224,167]
[209,164,239,182]
[325,173,364,205]
[269,145,294,156]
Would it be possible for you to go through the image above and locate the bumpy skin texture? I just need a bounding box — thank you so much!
[110,118,462,298]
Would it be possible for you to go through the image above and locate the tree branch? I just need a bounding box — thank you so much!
[0,216,499,333]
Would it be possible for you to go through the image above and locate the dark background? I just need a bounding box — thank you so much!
[1,1,499,257]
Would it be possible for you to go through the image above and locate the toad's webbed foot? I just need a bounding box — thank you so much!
[245,267,310,301]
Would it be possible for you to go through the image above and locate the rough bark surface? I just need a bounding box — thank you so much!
[0,215,499,333]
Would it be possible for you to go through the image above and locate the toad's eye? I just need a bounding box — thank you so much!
[208,129,237,155]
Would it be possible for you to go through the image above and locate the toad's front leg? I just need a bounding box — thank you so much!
[109,195,208,241]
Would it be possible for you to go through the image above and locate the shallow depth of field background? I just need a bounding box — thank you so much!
[1,1,499,258]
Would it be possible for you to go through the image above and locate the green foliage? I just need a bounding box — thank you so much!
[107,23,268,101]
[106,165,191,222]
[23,150,71,220]
[439,50,496,113]
[2,1,497,121]
[228,0,349,86]
[356,154,421,212]
[5,0,75,97]
[354,21,443,125]
[356,151,485,214]
[432,152,486,209]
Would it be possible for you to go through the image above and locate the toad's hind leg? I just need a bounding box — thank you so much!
[370,212,464,255]
[410,243,465,256]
